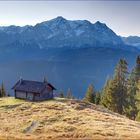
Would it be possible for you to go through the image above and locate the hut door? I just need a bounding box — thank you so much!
[27,93,33,100]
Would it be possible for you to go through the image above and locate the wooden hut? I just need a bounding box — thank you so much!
[12,79,56,101]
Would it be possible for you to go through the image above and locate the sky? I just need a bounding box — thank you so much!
[0,1,139,37]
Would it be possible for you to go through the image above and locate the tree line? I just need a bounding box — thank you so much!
[58,56,140,121]
[83,56,140,121]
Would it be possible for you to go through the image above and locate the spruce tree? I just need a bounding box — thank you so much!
[66,88,74,99]
[83,84,95,103]
[101,78,116,110]
[125,69,138,119]
[112,59,128,114]
[132,56,140,83]
[136,80,140,120]
[126,56,140,120]
[59,91,65,98]
[1,83,6,97]
[101,78,119,112]
[135,111,140,121]
[43,76,48,83]
[95,91,101,105]
[0,87,2,97]
[101,59,128,114]
[133,56,140,102]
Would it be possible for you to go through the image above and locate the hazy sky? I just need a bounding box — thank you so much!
[0,1,139,37]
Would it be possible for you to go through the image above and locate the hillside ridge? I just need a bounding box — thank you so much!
[0,97,140,139]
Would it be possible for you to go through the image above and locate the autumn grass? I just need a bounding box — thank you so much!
[0,97,140,139]
[0,97,26,106]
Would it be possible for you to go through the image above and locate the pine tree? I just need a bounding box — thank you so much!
[95,91,101,105]
[125,56,140,120]
[59,91,64,98]
[0,87,2,97]
[125,79,138,119]
[125,69,139,119]
[1,83,6,97]
[132,56,140,83]
[113,59,128,114]
[66,88,74,99]
[83,84,95,103]
[132,56,140,99]
[135,111,140,121]
[101,78,120,112]
[43,76,48,83]
[101,79,112,109]
[101,59,128,114]
[101,79,111,108]
[135,80,140,121]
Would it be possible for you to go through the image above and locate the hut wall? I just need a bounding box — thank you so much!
[34,94,43,101]
[41,89,53,99]
[16,91,26,99]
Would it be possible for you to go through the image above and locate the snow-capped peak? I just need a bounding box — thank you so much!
[94,21,108,30]
[0,16,125,49]
[51,16,66,22]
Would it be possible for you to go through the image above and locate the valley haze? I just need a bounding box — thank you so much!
[0,16,140,98]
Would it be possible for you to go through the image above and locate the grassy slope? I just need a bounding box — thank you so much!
[0,97,140,140]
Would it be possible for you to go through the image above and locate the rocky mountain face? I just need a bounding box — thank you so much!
[0,16,124,50]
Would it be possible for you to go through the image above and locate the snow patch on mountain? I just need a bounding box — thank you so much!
[0,16,139,51]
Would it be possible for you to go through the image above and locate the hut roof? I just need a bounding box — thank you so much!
[12,79,56,93]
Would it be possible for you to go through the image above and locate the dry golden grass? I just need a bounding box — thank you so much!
[0,97,140,140]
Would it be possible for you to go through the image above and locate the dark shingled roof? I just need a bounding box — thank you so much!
[12,79,56,93]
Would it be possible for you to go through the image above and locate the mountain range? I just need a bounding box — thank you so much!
[0,16,139,97]
[122,36,140,49]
